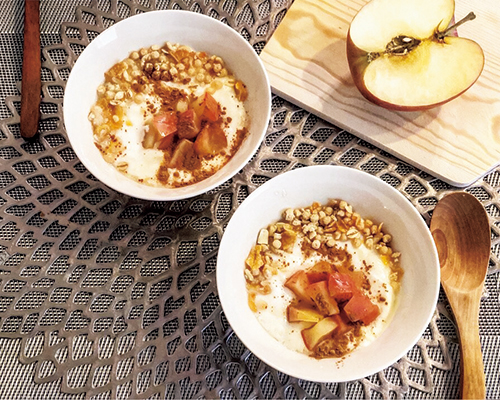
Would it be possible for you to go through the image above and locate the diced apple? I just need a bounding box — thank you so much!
[168,139,198,169]
[286,304,323,323]
[344,294,380,325]
[157,133,175,151]
[301,317,339,350]
[192,92,220,122]
[305,281,339,316]
[143,111,178,150]
[193,123,227,157]
[331,312,355,336]
[328,272,357,302]
[284,270,311,303]
[307,261,334,283]
[177,109,201,139]
[153,111,178,137]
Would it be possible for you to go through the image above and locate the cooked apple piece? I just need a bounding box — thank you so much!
[331,312,355,336]
[143,111,178,149]
[346,0,484,111]
[286,304,323,323]
[284,270,312,303]
[344,293,380,325]
[168,138,201,170]
[305,281,340,316]
[193,123,227,157]
[328,272,357,302]
[177,109,201,139]
[307,261,334,283]
[301,317,339,350]
[192,92,220,122]
[157,133,175,151]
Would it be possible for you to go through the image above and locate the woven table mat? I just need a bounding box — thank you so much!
[0,0,499,399]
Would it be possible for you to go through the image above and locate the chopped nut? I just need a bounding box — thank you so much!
[379,245,389,255]
[312,240,321,249]
[321,216,332,226]
[346,227,359,239]
[244,269,254,281]
[284,208,295,222]
[257,229,269,245]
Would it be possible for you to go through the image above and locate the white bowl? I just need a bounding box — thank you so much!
[63,10,270,200]
[217,165,440,382]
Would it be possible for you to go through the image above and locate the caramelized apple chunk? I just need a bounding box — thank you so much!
[286,304,323,323]
[301,317,339,351]
[305,281,340,316]
[194,123,227,157]
[284,270,312,303]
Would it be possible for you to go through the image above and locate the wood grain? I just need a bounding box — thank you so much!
[430,192,489,399]
[20,0,41,139]
[260,0,500,187]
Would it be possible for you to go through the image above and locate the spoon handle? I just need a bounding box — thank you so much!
[20,0,41,138]
[453,291,485,400]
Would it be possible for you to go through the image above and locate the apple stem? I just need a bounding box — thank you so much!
[437,12,476,40]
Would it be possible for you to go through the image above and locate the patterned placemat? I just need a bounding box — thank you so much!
[0,1,499,399]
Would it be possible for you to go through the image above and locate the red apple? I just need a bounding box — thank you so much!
[346,0,484,111]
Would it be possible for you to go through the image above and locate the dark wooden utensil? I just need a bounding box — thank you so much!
[20,0,41,138]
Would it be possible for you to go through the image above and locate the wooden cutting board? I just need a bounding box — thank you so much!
[260,0,500,187]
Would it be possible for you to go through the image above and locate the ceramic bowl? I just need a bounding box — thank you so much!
[217,165,440,382]
[64,10,270,200]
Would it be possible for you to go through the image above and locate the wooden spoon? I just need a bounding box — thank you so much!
[20,0,41,138]
[430,192,490,400]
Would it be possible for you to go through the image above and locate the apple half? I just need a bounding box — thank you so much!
[346,0,485,111]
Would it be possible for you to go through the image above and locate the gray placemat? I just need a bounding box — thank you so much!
[0,0,499,399]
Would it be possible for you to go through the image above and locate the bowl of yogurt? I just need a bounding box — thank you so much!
[217,165,440,382]
[64,10,270,200]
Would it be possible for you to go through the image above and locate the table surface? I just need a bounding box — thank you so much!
[0,1,499,399]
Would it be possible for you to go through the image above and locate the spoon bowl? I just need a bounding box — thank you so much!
[430,192,490,400]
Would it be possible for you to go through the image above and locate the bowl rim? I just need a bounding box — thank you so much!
[216,165,440,382]
[63,9,271,201]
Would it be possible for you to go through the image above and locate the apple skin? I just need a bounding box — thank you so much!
[346,0,485,112]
